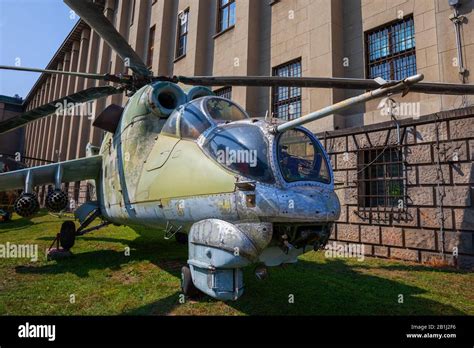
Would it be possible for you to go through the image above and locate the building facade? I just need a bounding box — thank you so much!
[321,108,474,269]
[0,95,24,156]
[2,0,473,267]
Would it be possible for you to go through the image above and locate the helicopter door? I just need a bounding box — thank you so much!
[145,135,180,171]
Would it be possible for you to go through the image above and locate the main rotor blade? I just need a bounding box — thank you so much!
[0,65,123,83]
[64,0,150,77]
[0,86,123,135]
[175,76,474,95]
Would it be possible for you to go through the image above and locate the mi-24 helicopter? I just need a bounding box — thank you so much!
[1,0,473,301]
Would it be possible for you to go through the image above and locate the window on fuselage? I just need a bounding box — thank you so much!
[162,105,212,140]
[203,124,274,184]
[277,129,330,184]
[161,109,179,137]
[204,97,248,123]
[180,105,212,140]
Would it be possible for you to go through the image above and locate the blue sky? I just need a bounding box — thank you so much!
[0,0,77,99]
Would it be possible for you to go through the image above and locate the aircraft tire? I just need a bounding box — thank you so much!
[181,265,199,298]
[59,221,76,250]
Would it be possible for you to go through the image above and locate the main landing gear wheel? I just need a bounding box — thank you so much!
[181,265,199,298]
[59,221,76,250]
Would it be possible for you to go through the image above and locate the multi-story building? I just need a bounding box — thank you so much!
[2,0,473,268]
[0,95,24,156]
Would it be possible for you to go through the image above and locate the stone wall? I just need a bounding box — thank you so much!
[319,106,474,269]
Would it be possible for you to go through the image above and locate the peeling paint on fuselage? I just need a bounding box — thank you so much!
[97,84,341,235]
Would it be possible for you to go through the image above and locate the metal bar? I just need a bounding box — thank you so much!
[0,65,121,82]
[276,74,424,133]
[54,165,63,190]
[24,170,33,194]
[450,7,466,81]
[0,153,55,164]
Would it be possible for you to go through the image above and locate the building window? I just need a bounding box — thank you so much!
[272,59,302,121]
[147,25,155,68]
[176,9,189,59]
[366,16,416,80]
[129,0,135,26]
[357,147,405,209]
[214,86,232,99]
[217,0,236,33]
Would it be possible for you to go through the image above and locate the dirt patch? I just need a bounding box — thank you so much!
[111,270,140,285]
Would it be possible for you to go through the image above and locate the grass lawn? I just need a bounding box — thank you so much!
[0,212,473,316]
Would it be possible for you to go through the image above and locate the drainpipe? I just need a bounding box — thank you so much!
[449,3,468,83]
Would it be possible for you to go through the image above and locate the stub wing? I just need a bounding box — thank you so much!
[0,155,102,192]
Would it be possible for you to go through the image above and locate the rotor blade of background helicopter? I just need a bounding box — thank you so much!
[64,0,150,77]
[175,76,474,95]
[0,86,123,135]
[0,65,123,83]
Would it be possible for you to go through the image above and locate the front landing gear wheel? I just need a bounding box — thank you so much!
[59,221,76,250]
[181,265,199,298]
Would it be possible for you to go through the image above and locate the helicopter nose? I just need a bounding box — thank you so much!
[277,187,340,222]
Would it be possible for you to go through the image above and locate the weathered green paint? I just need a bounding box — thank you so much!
[141,138,236,201]
[98,84,236,218]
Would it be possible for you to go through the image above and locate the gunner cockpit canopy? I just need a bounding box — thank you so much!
[161,96,249,140]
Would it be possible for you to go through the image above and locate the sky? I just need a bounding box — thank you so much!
[0,0,77,99]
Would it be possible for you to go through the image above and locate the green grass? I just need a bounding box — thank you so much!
[0,212,472,315]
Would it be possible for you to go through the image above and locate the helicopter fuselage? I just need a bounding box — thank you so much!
[95,82,340,258]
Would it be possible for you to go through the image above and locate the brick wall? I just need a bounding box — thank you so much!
[319,107,474,269]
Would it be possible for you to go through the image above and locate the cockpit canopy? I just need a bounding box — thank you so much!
[161,96,249,140]
[160,96,331,186]
[277,129,331,184]
[202,124,275,184]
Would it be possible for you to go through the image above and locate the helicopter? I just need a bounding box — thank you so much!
[1,0,473,301]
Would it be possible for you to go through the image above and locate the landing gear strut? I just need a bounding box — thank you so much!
[47,208,111,260]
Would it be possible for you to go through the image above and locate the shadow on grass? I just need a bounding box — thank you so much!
[122,258,466,315]
[124,292,182,315]
[16,226,186,279]
[0,218,34,231]
[14,225,467,315]
[232,259,466,315]
[351,262,469,275]
[0,211,52,232]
